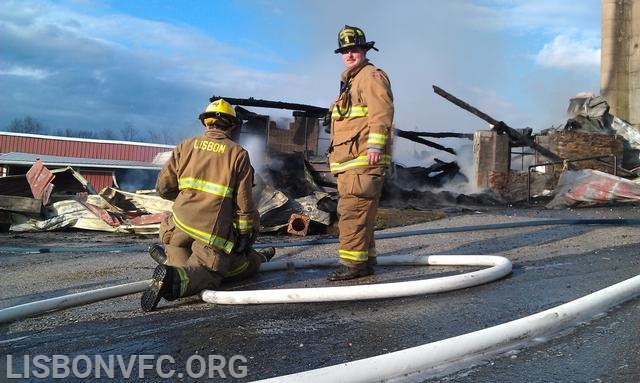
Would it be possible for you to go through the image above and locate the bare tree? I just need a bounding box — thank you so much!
[150,128,179,145]
[5,116,46,134]
[99,129,117,140]
[54,128,74,137]
[120,123,138,141]
[73,130,100,139]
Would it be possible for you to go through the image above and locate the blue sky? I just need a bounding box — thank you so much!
[1,0,601,164]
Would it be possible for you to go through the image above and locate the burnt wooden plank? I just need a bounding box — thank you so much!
[0,195,42,214]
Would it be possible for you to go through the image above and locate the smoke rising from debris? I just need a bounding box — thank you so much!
[238,134,267,175]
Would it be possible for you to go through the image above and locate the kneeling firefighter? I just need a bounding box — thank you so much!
[141,99,274,312]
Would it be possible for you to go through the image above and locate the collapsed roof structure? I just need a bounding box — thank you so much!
[2,87,640,234]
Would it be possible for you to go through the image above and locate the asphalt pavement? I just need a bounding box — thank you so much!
[1,205,639,382]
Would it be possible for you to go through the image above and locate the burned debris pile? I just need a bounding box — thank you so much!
[0,156,333,235]
[0,160,171,233]
[430,86,640,208]
[392,160,466,190]
[254,151,332,233]
[2,91,639,234]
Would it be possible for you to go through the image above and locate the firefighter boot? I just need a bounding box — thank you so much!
[258,247,276,262]
[148,243,167,265]
[327,262,371,281]
[366,257,377,274]
[141,264,176,312]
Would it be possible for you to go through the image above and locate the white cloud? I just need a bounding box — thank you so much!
[0,66,51,80]
[0,0,603,150]
[535,34,600,69]
[475,0,601,35]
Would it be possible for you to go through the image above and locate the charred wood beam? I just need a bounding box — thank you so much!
[0,195,42,214]
[234,106,263,118]
[395,129,456,155]
[211,96,329,118]
[432,85,566,163]
[395,129,473,140]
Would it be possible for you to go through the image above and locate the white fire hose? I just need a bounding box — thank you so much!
[0,255,511,323]
[0,281,151,323]
[201,255,511,304]
[251,273,640,382]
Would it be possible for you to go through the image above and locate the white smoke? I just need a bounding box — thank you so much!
[238,133,267,173]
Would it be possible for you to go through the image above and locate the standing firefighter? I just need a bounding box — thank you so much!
[141,99,274,312]
[327,25,394,281]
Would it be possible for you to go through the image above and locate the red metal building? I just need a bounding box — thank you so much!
[0,132,173,192]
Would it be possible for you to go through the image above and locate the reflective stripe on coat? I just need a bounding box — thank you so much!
[156,129,258,254]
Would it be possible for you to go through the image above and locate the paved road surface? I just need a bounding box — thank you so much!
[1,206,639,382]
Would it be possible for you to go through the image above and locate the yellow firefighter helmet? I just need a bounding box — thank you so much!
[198,99,240,130]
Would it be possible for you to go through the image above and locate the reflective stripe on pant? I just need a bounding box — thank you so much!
[336,171,383,264]
[159,213,192,266]
[175,240,262,298]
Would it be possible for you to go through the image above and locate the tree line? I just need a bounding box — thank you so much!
[3,116,181,145]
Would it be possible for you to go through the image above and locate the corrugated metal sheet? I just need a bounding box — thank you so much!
[0,167,92,197]
[1,133,172,192]
[82,171,113,193]
[0,132,173,162]
[0,152,163,170]
[25,160,55,204]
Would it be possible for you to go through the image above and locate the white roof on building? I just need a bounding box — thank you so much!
[0,131,175,148]
[0,152,163,170]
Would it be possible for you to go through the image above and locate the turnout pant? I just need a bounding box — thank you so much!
[158,214,261,298]
[336,169,384,265]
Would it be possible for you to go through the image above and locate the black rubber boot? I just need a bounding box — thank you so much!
[148,244,167,265]
[366,257,377,274]
[141,264,173,312]
[258,247,276,263]
[327,263,372,281]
